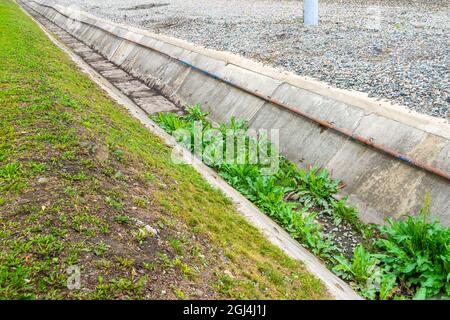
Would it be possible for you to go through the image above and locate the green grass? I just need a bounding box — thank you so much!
[0,0,328,299]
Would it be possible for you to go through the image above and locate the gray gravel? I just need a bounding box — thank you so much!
[45,0,450,120]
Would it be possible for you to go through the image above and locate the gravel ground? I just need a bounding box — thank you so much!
[44,0,450,120]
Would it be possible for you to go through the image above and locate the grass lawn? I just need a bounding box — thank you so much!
[0,0,328,299]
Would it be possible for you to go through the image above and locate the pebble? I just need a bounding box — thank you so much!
[37,177,49,184]
[132,218,159,236]
[193,289,204,297]
[224,270,235,278]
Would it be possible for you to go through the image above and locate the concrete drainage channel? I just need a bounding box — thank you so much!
[19,0,450,228]
[18,0,364,299]
[18,0,450,299]
[18,0,363,300]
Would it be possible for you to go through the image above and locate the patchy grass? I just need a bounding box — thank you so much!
[0,0,328,300]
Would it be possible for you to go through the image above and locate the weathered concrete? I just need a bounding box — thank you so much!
[23,0,450,226]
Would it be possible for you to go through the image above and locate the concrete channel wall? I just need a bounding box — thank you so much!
[26,0,450,226]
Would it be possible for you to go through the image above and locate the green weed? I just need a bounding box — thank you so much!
[374,196,450,299]
[154,107,450,300]
[0,162,21,180]
[105,196,124,211]
[114,215,130,224]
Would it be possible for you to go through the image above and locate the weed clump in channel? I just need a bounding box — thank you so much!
[153,105,450,300]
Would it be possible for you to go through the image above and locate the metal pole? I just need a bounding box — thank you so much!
[304,0,318,26]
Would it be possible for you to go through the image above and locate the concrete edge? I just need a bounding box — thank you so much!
[39,1,449,140]
[19,1,362,300]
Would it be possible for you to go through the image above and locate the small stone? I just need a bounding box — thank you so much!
[37,177,49,184]
[193,289,204,297]
[144,225,158,236]
[224,270,235,278]
[132,218,158,236]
